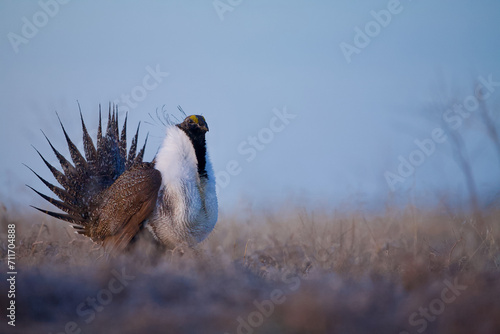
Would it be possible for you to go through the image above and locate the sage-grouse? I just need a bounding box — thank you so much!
[27,105,218,253]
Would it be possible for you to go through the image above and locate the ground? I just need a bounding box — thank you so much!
[1,201,499,334]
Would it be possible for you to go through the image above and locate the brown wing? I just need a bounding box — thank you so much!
[93,162,161,253]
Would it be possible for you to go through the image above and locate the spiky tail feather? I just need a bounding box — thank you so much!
[27,104,148,239]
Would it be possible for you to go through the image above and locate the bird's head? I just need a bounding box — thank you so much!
[177,115,209,135]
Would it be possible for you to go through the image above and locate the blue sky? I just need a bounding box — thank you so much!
[1,1,499,213]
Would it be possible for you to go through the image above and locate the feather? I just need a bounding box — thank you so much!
[119,113,128,164]
[134,133,148,164]
[128,122,140,167]
[56,112,87,172]
[32,146,71,191]
[80,110,97,166]
[41,130,76,176]
[26,185,80,216]
[30,205,85,224]
[25,164,75,204]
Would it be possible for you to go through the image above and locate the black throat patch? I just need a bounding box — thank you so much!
[177,126,208,178]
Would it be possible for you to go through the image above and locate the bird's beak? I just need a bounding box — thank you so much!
[200,124,209,132]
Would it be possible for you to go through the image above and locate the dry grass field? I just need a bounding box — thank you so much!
[1,200,500,334]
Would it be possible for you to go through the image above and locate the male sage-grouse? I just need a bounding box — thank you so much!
[27,105,218,254]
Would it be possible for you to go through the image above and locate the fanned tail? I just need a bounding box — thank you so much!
[27,104,148,240]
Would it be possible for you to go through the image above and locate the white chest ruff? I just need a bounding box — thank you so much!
[147,126,218,247]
